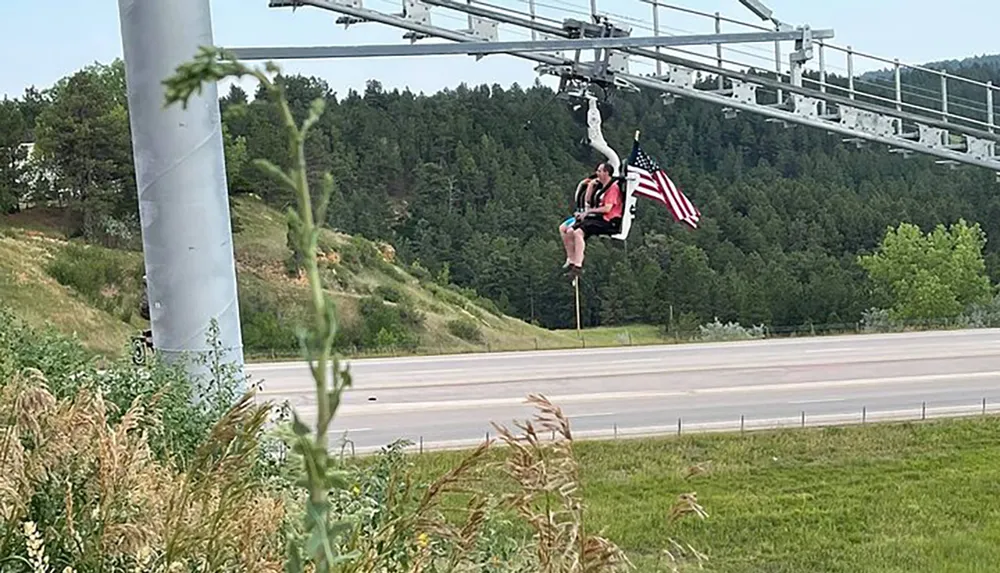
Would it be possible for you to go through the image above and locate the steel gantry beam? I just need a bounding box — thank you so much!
[265,0,561,66]
[228,29,835,60]
[255,0,1000,174]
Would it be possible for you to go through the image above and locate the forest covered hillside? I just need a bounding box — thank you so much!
[860,53,1000,81]
[1,52,999,346]
[206,61,1000,333]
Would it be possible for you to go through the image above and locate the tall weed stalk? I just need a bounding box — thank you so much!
[163,47,357,572]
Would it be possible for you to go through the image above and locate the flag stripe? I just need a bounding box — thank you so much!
[655,170,698,222]
[626,144,700,228]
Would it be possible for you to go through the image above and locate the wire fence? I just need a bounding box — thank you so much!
[336,395,1000,457]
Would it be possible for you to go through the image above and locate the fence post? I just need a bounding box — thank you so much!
[801,411,805,427]
[419,436,424,454]
[862,406,867,424]
[740,414,744,434]
[922,401,926,420]
[613,423,618,438]
[983,397,987,415]
[677,417,682,436]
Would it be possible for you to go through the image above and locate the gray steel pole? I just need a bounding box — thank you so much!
[117,0,245,398]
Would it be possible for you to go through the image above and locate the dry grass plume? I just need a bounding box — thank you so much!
[491,394,633,573]
[0,367,288,572]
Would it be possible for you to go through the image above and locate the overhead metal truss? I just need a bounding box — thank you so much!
[244,0,1000,174]
[229,28,834,60]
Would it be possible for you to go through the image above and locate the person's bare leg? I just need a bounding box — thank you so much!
[571,228,586,266]
[563,226,575,262]
[559,223,574,265]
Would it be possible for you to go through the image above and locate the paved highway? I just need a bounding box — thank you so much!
[248,328,1000,453]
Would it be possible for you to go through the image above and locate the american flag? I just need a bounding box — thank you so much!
[626,141,700,229]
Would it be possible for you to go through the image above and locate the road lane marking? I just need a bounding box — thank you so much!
[326,370,1000,415]
[568,411,615,419]
[254,350,1000,395]
[250,357,668,376]
[788,398,846,404]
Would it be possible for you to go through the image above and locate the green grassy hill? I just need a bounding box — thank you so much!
[0,195,593,360]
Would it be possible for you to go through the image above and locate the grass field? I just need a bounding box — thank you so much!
[0,225,140,356]
[551,323,675,349]
[401,414,1000,572]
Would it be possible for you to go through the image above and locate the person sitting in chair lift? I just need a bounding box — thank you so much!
[563,161,623,278]
[559,166,600,269]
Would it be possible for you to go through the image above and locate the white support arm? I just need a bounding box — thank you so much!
[586,95,621,176]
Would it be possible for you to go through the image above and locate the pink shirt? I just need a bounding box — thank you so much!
[601,181,623,221]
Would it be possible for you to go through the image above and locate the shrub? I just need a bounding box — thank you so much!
[860,307,899,333]
[337,236,382,273]
[238,275,305,355]
[330,298,424,353]
[0,306,95,386]
[397,301,426,329]
[407,260,432,282]
[357,296,420,351]
[45,242,144,322]
[447,317,484,343]
[0,306,259,466]
[697,317,765,342]
[374,284,407,304]
[957,293,1000,328]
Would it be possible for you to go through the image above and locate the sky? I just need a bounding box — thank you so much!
[1,0,997,101]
